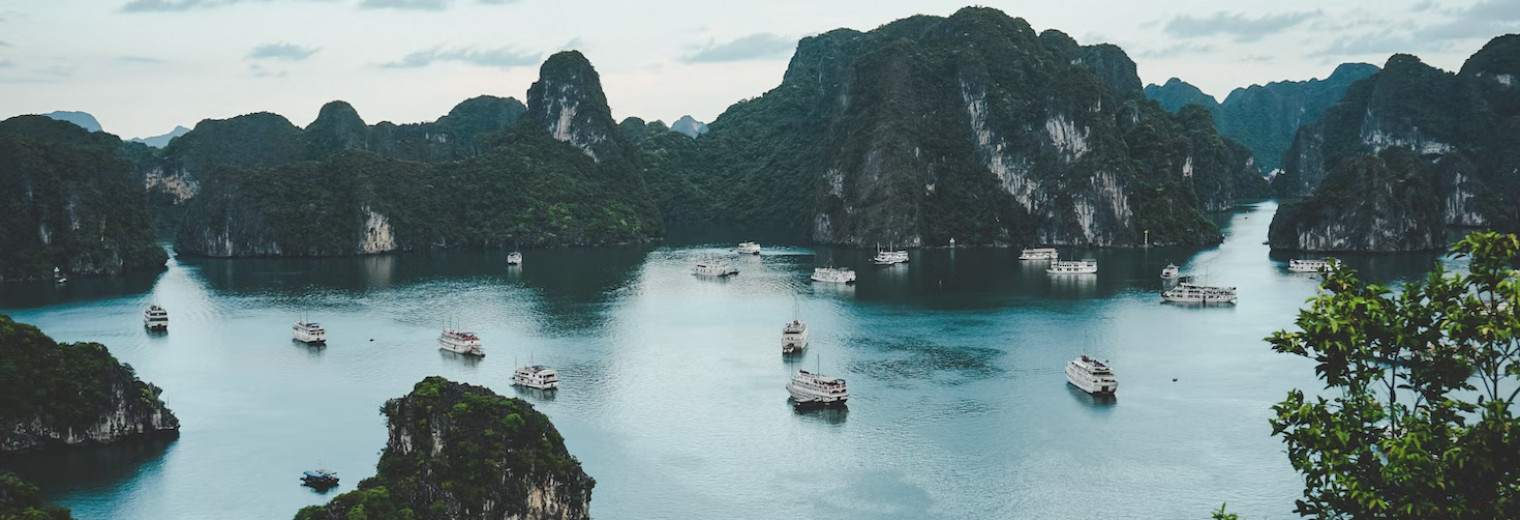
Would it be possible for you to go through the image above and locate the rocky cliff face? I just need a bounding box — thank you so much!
[0,315,180,452]
[0,116,167,282]
[643,7,1257,247]
[1270,36,1520,252]
[294,377,593,520]
[524,51,634,170]
[669,115,709,138]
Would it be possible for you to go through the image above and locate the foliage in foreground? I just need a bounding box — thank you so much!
[1247,232,1520,519]
[0,471,72,520]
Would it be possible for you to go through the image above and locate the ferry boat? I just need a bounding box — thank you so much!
[512,365,558,390]
[1288,258,1332,273]
[786,368,848,405]
[737,241,761,255]
[143,305,168,331]
[506,251,523,266]
[300,470,339,489]
[872,250,909,265]
[1019,248,1059,261]
[693,261,739,277]
[1066,355,1117,395]
[781,319,809,354]
[1161,263,1180,279]
[1162,282,1237,304]
[53,267,67,284]
[438,329,485,356]
[292,320,326,344]
[1047,259,1098,275]
[812,266,856,284]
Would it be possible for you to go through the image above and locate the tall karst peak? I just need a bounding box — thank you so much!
[304,100,370,157]
[525,50,627,165]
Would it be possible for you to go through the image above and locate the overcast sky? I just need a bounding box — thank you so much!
[1,0,1515,139]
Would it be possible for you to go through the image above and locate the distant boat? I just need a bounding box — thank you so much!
[787,368,848,406]
[1288,258,1332,273]
[693,261,739,277]
[143,305,168,331]
[737,241,761,255]
[1066,355,1117,395]
[782,319,809,354]
[507,251,523,266]
[293,320,326,345]
[300,470,339,489]
[53,267,66,284]
[871,244,909,265]
[1162,283,1237,304]
[1019,248,1058,261]
[513,364,558,390]
[1047,259,1098,275]
[1161,263,1180,279]
[438,329,485,356]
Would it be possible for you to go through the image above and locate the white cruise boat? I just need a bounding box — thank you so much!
[1162,283,1237,304]
[143,305,168,331]
[736,241,761,255]
[53,267,67,284]
[1047,259,1098,275]
[1161,263,1180,279]
[872,250,909,265]
[812,266,856,284]
[438,329,485,356]
[1066,355,1117,395]
[506,251,523,266]
[1288,258,1332,273]
[787,369,848,405]
[1019,248,1059,261]
[781,319,809,354]
[293,320,326,344]
[693,261,739,277]
[513,365,558,390]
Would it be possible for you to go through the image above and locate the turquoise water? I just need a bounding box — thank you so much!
[0,202,1451,519]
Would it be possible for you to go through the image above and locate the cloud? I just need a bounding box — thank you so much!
[0,59,13,69]
[381,47,541,69]
[559,37,585,51]
[682,33,795,63]
[1313,34,1452,57]
[358,0,448,10]
[118,56,167,64]
[1313,0,1520,57]
[121,0,326,12]
[248,42,319,61]
[1164,11,1321,43]
[1134,42,1214,59]
[249,63,286,78]
[0,40,9,47]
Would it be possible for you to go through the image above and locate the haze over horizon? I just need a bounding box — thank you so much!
[1,0,1515,138]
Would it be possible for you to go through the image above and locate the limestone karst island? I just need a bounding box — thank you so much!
[2,3,1518,520]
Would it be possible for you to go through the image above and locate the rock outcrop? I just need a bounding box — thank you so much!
[669,115,709,138]
[0,315,179,451]
[1270,36,1520,252]
[0,116,167,282]
[294,377,593,520]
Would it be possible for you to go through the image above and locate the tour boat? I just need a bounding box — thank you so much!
[300,470,339,489]
[1162,282,1237,304]
[292,320,326,345]
[1047,259,1098,275]
[811,266,856,284]
[143,305,169,331]
[53,267,67,284]
[693,261,739,277]
[787,368,849,406]
[1161,263,1180,279]
[1019,248,1059,261]
[507,251,523,266]
[438,329,485,356]
[512,364,559,390]
[737,241,761,255]
[1288,258,1332,273]
[1066,355,1117,395]
[872,249,909,265]
[782,319,809,354]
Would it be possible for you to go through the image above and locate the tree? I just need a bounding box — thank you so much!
[1263,231,1520,519]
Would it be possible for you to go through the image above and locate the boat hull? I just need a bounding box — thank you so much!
[1065,364,1117,395]
[787,384,848,405]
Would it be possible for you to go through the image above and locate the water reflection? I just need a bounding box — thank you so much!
[512,386,558,402]
[0,435,176,495]
[438,350,483,368]
[791,403,849,425]
[1065,384,1118,407]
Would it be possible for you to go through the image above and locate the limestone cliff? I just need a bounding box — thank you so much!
[0,315,179,452]
[1270,36,1520,252]
[294,377,593,520]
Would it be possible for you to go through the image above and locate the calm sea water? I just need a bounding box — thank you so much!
[0,201,1454,520]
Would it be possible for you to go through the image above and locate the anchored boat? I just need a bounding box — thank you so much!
[300,470,339,489]
[693,261,739,277]
[512,364,558,390]
[293,320,326,344]
[507,251,523,266]
[1161,263,1180,280]
[782,319,809,354]
[1047,259,1098,275]
[1019,248,1059,261]
[1162,282,1237,304]
[787,368,849,406]
[438,329,485,356]
[737,241,761,255]
[1066,355,1117,395]
[1288,258,1332,273]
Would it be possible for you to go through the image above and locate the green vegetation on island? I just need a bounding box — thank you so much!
[0,471,73,520]
[294,377,593,520]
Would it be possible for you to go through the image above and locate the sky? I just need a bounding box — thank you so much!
[0,0,1516,139]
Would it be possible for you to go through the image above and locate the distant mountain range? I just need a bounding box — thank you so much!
[1144,63,1380,175]
[41,111,102,133]
[670,115,709,138]
[130,125,191,148]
